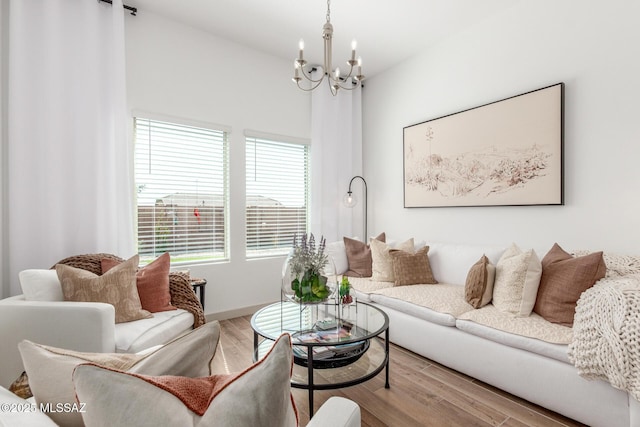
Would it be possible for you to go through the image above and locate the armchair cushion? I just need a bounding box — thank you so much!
[19,321,220,427]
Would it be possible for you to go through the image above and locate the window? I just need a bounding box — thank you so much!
[246,133,310,258]
[134,117,229,264]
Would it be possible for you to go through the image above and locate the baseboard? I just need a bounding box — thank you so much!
[205,302,272,322]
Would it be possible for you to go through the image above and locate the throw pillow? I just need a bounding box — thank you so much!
[102,252,175,313]
[56,254,152,323]
[72,333,298,427]
[464,255,496,308]
[18,321,220,427]
[325,240,349,275]
[344,232,385,277]
[371,238,415,282]
[18,269,64,301]
[533,243,606,326]
[389,246,437,286]
[492,243,542,317]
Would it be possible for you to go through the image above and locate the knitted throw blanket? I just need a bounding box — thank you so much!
[568,273,640,400]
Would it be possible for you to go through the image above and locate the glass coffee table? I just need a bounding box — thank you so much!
[251,301,390,416]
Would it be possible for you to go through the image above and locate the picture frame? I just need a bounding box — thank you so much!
[403,83,564,208]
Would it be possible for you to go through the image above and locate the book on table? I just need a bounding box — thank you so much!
[293,325,365,360]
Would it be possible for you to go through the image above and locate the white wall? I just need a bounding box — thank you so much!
[362,0,640,254]
[125,11,311,316]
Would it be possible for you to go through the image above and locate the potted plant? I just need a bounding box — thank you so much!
[282,233,335,303]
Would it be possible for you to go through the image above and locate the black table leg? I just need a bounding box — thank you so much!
[385,327,390,388]
[253,332,258,362]
[308,348,315,416]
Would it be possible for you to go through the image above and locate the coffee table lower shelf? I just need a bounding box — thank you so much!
[292,339,370,369]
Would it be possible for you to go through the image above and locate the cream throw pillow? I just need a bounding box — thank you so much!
[492,243,542,316]
[371,238,415,282]
[56,254,151,323]
[73,333,297,427]
[19,269,64,301]
[19,321,220,427]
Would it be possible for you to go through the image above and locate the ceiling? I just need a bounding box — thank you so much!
[127,0,516,78]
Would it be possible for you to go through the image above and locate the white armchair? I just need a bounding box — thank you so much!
[0,253,203,389]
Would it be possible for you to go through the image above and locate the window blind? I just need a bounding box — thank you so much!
[246,136,310,258]
[134,117,229,264]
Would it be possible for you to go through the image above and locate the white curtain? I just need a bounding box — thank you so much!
[6,0,133,295]
[310,78,363,243]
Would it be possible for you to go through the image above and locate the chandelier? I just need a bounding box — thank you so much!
[292,0,364,96]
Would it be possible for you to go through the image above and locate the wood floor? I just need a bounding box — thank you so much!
[211,315,586,427]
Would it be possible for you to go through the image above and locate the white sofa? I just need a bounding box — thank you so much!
[330,239,640,427]
[0,296,194,389]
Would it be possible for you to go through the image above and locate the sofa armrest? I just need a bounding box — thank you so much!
[0,296,116,388]
[306,396,361,427]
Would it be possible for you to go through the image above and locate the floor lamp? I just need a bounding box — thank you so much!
[343,176,367,240]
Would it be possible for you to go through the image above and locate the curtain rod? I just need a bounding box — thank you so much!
[98,0,137,16]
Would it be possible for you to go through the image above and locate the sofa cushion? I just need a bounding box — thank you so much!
[19,322,220,427]
[370,284,474,326]
[344,276,393,302]
[464,255,496,308]
[492,244,542,317]
[371,238,414,282]
[457,305,572,360]
[427,243,506,286]
[389,246,437,286]
[72,333,298,427]
[18,269,64,301]
[344,233,385,277]
[102,252,176,313]
[534,244,606,326]
[115,309,194,353]
[57,255,152,323]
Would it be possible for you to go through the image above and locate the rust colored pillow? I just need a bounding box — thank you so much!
[533,243,605,326]
[343,233,385,278]
[389,246,437,286]
[464,255,496,308]
[102,252,175,313]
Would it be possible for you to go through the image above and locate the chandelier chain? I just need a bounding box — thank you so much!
[326,0,331,23]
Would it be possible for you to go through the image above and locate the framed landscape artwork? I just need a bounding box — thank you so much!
[403,83,564,208]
